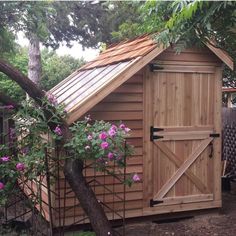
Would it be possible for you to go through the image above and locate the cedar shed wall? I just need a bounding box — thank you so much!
[88,70,144,216]
[53,70,145,226]
[52,46,223,226]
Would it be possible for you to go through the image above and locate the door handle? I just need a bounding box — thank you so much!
[209,142,213,158]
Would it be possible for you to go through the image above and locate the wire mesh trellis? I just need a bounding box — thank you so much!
[0,109,127,235]
[51,145,127,236]
[222,122,236,178]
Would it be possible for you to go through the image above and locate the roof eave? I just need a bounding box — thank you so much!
[205,43,234,70]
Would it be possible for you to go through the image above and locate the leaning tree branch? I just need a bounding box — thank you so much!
[0,59,114,236]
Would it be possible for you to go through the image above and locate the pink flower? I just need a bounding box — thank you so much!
[107,152,114,160]
[85,145,90,150]
[1,156,10,162]
[46,92,58,105]
[87,135,93,140]
[0,182,4,190]
[16,162,25,171]
[111,125,118,131]
[124,127,131,133]
[4,105,14,109]
[119,123,126,129]
[54,125,62,136]
[132,174,141,182]
[99,132,108,140]
[108,128,116,137]
[101,142,109,149]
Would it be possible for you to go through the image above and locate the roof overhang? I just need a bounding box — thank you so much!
[205,42,234,70]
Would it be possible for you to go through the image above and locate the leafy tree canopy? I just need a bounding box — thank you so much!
[0,46,85,101]
[113,1,236,87]
[0,1,114,49]
[40,49,85,91]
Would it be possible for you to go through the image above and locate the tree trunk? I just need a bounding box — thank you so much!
[64,159,114,236]
[0,59,114,235]
[28,34,42,85]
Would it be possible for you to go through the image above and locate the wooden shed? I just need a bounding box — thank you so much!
[44,35,234,226]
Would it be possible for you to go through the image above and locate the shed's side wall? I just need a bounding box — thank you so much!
[54,71,144,226]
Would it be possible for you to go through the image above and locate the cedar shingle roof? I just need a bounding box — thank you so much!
[80,35,157,70]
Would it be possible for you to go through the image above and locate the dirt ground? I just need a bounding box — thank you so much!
[121,189,236,236]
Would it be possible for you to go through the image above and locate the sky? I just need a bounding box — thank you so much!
[17,32,99,62]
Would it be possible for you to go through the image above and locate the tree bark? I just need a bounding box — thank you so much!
[0,59,114,235]
[28,34,42,85]
[64,159,114,236]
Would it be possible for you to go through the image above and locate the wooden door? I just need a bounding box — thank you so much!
[144,64,222,210]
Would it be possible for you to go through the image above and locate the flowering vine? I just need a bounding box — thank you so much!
[0,96,140,205]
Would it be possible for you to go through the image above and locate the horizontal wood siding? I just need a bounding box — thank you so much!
[54,71,144,226]
[20,176,51,222]
[156,47,222,65]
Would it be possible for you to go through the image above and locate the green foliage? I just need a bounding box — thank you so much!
[109,1,143,42]
[111,21,140,42]
[0,1,113,49]
[0,46,85,102]
[0,47,28,101]
[77,232,95,236]
[155,1,236,86]
[40,49,85,91]
[0,28,16,54]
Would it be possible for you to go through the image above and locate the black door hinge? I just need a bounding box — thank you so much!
[149,64,164,72]
[150,199,164,207]
[150,126,164,141]
[209,133,220,138]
